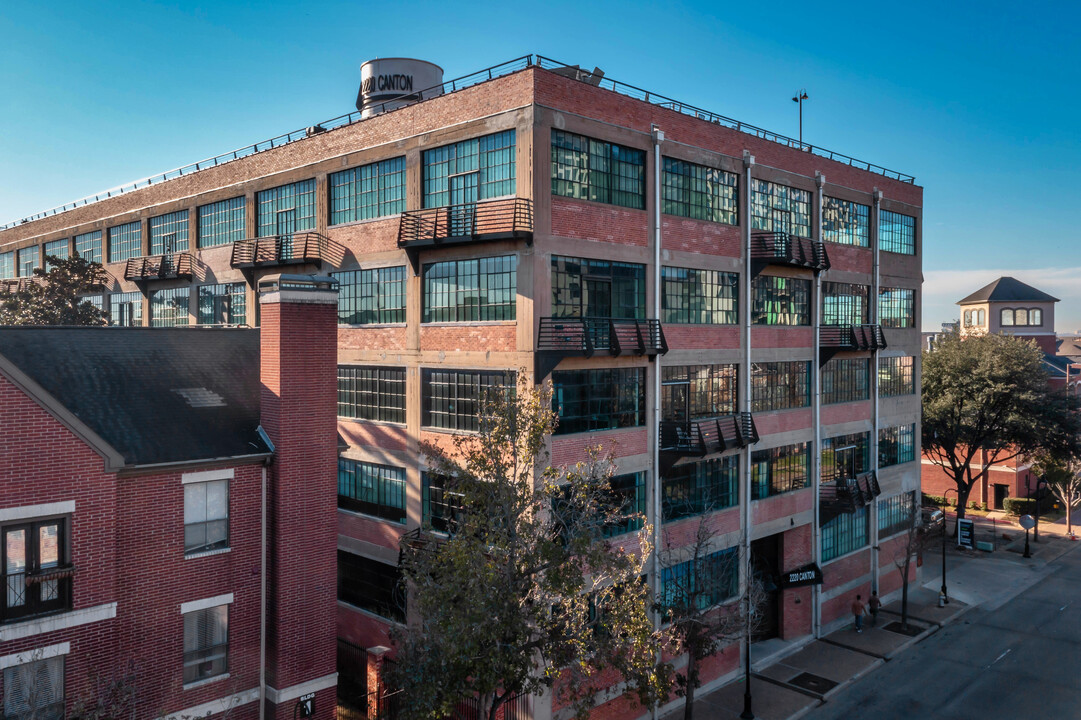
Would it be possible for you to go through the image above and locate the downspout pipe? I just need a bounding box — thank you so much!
[741,151,755,677]
[650,125,664,720]
[871,188,883,591]
[260,461,268,720]
[812,172,825,639]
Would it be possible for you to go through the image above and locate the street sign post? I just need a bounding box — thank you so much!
[957,518,976,550]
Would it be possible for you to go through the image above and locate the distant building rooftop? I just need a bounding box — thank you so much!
[957,276,1060,305]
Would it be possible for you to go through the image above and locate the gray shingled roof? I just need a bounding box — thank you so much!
[0,327,271,468]
[958,276,1060,305]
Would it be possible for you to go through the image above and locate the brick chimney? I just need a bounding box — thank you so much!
[259,274,339,720]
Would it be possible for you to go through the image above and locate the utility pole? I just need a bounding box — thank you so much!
[792,90,809,146]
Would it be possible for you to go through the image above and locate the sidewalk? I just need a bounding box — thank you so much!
[680,529,1080,720]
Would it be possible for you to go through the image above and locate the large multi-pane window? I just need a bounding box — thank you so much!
[1000,308,1044,327]
[551,256,645,319]
[338,366,406,423]
[878,491,916,537]
[662,456,739,522]
[109,292,142,326]
[879,356,915,397]
[43,239,69,263]
[17,247,38,277]
[751,362,810,412]
[662,267,738,324]
[752,276,811,325]
[150,287,190,327]
[149,210,189,254]
[601,472,648,537]
[821,431,872,483]
[197,196,246,248]
[2,518,70,623]
[256,180,316,237]
[423,130,516,208]
[821,358,870,405]
[879,287,916,328]
[197,283,247,325]
[333,266,406,325]
[822,197,870,247]
[108,221,142,263]
[821,506,868,562]
[184,479,228,555]
[330,156,406,224]
[660,546,739,610]
[75,230,103,264]
[662,158,738,224]
[423,256,517,322]
[551,130,645,209]
[182,604,228,684]
[3,655,65,720]
[661,365,737,421]
[0,252,13,279]
[338,459,406,524]
[750,179,811,237]
[552,368,646,435]
[822,282,870,326]
[338,550,405,622]
[422,472,463,534]
[422,369,515,432]
[880,210,916,255]
[879,424,916,468]
[751,442,811,500]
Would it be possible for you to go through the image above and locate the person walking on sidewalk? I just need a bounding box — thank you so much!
[852,594,867,633]
[869,591,881,627]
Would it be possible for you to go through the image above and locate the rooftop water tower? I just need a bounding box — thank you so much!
[356,58,444,118]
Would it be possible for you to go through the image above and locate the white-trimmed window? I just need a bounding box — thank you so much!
[182,603,229,684]
[183,475,229,555]
[3,654,65,720]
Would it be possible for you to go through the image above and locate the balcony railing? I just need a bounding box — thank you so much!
[820,471,880,525]
[230,232,328,269]
[398,198,533,272]
[1,565,74,624]
[660,412,759,459]
[820,323,888,363]
[750,231,830,276]
[536,316,667,377]
[124,252,194,282]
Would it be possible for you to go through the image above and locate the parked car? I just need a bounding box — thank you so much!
[921,507,945,534]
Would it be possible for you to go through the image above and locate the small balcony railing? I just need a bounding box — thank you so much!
[1,565,75,624]
[124,252,194,282]
[659,412,759,459]
[820,471,880,524]
[537,317,667,357]
[820,323,888,363]
[230,232,328,269]
[398,198,533,273]
[750,231,830,276]
[0,277,38,294]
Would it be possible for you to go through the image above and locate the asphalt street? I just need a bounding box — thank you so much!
[805,541,1081,720]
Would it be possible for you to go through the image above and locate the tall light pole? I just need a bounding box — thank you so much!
[792,90,809,146]
[940,488,956,604]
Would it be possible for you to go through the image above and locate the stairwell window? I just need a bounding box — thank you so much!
[184,478,229,555]
[149,210,190,254]
[880,210,916,255]
[256,180,316,238]
[551,130,645,210]
[662,158,738,225]
[107,221,142,264]
[661,267,738,325]
[333,266,406,325]
[822,197,870,247]
[822,282,869,326]
[423,130,516,208]
[821,506,868,562]
[422,255,517,322]
[749,179,811,237]
[330,156,406,224]
[197,197,246,248]
[752,275,811,326]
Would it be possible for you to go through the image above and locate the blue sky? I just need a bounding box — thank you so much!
[2,0,1079,331]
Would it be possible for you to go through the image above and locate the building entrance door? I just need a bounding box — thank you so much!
[994,484,1009,510]
[750,534,781,641]
[583,277,612,348]
[276,209,297,260]
[448,173,478,236]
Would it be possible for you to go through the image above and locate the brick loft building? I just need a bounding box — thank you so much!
[923,276,1072,508]
[0,56,924,719]
[0,277,338,720]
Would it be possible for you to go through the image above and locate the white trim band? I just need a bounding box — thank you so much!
[180,593,234,615]
[0,642,70,670]
[0,602,117,642]
[160,687,259,720]
[182,468,234,485]
[0,501,75,523]
[265,672,338,704]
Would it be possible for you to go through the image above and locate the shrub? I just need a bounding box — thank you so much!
[1003,497,1037,517]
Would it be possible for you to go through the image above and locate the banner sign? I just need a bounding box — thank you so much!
[779,562,823,588]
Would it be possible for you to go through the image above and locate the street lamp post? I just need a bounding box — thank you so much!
[791,90,809,146]
[941,488,956,604]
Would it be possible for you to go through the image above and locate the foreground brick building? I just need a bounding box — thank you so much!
[0,278,338,720]
[0,56,923,719]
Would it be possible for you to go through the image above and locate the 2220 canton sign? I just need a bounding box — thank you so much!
[362,74,414,94]
[779,563,823,588]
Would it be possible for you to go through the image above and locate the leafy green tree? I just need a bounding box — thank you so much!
[1032,453,1081,536]
[390,376,670,720]
[922,332,1081,521]
[0,253,108,326]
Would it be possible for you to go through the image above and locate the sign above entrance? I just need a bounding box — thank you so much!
[779,562,823,588]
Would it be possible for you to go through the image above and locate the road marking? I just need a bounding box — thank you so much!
[988,648,1011,668]
[1060,603,1070,612]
